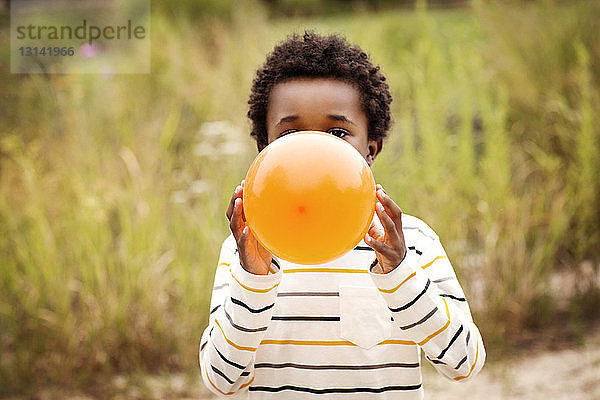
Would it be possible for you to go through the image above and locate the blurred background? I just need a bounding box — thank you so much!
[1,0,599,398]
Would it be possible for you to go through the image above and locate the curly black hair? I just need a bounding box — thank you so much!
[248,31,393,150]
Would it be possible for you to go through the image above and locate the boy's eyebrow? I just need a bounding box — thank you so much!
[275,115,299,126]
[327,114,355,125]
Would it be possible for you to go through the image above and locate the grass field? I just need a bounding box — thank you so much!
[1,0,599,396]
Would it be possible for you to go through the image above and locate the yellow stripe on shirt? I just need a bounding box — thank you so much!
[231,270,279,293]
[261,339,355,346]
[421,256,448,269]
[378,272,416,294]
[378,339,416,345]
[215,319,257,352]
[204,366,255,396]
[260,339,415,346]
[377,256,447,294]
[283,268,367,274]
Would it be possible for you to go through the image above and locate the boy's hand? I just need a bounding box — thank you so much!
[226,181,273,275]
[364,184,407,274]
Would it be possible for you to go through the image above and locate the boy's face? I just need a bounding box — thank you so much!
[265,78,382,166]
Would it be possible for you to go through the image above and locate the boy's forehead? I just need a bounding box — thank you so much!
[271,77,357,96]
[268,78,361,113]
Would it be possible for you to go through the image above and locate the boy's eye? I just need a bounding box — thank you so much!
[327,128,349,138]
[279,128,349,138]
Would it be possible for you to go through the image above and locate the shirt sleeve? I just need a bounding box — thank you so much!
[369,228,486,382]
[199,235,281,396]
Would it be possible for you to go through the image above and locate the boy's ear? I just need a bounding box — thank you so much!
[366,137,383,166]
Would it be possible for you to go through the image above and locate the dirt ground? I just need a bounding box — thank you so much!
[11,327,600,400]
[421,329,600,400]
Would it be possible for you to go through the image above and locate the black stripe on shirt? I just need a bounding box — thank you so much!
[210,364,251,384]
[437,325,463,359]
[400,306,438,330]
[224,306,268,333]
[278,291,339,297]
[254,362,419,370]
[408,246,423,255]
[213,283,229,291]
[354,246,374,251]
[455,356,468,370]
[249,383,422,394]
[440,294,466,302]
[230,297,274,313]
[403,226,436,240]
[453,329,472,370]
[271,258,280,269]
[210,304,221,315]
[200,327,212,352]
[426,356,446,365]
[433,276,455,284]
[389,279,431,312]
[212,365,235,385]
[271,316,340,322]
[212,343,246,370]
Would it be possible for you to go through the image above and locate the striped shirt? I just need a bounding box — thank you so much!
[199,214,485,399]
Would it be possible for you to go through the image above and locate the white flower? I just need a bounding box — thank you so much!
[189,180,210,195]
[198,120,241,139]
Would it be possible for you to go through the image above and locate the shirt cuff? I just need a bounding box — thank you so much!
[230,257,282,294]
[369,250,423,296]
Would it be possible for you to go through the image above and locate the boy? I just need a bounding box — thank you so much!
[200,32,485,399]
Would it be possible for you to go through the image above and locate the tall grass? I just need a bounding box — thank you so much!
[1,0,599,395]
[0,7,262,392]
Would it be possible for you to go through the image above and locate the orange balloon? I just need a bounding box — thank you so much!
[243,131,376,265]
